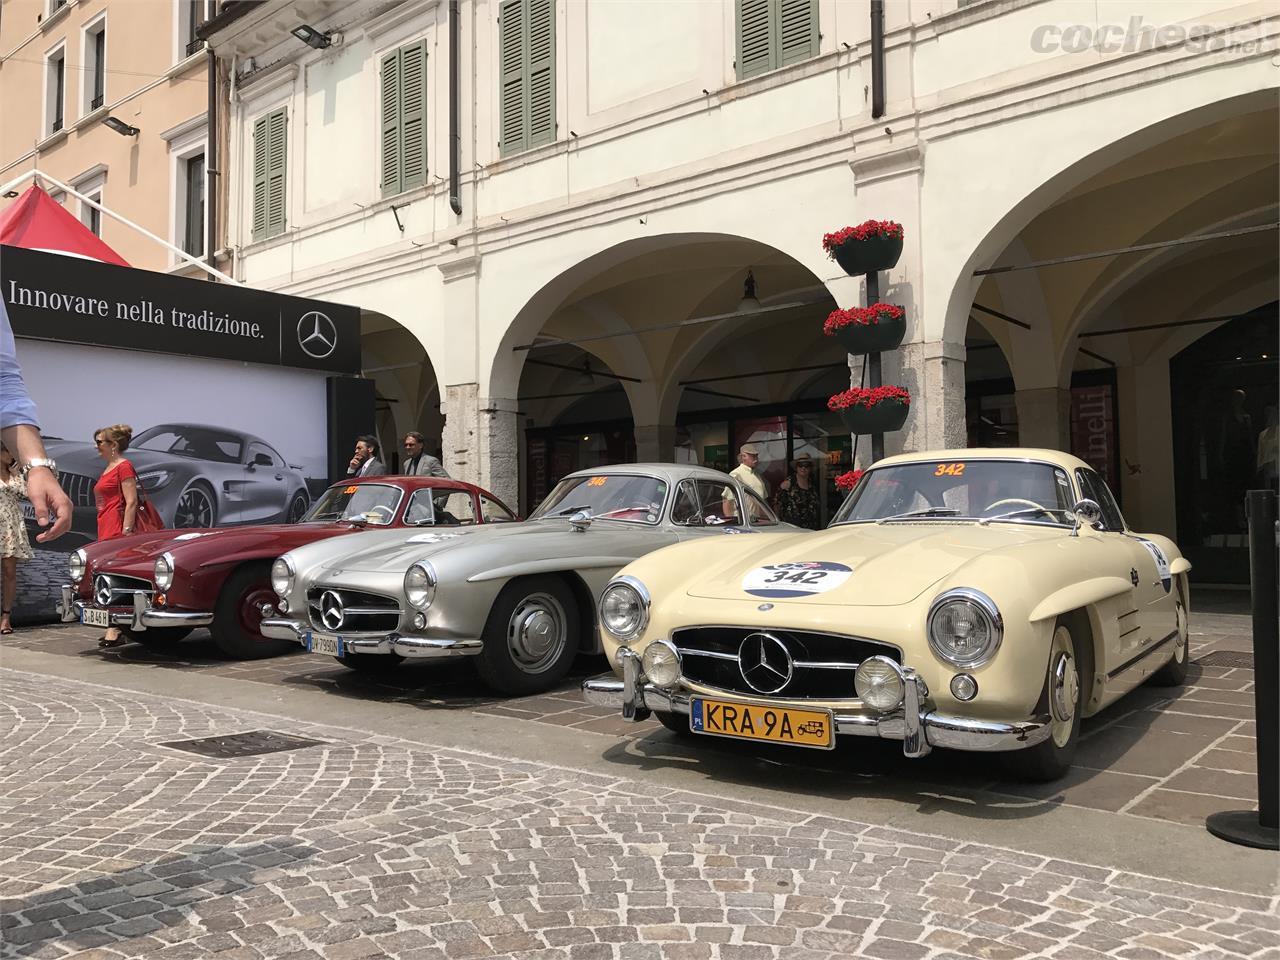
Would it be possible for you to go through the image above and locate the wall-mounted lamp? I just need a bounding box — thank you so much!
[102,116,139,137]
[291,24,332,49]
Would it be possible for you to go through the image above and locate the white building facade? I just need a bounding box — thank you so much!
[203,0,1278,581]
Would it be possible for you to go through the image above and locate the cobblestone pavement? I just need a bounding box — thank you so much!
[1,669,1276,960]
[4,600,1263,829]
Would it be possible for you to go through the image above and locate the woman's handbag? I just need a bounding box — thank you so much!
[121,466,165,534]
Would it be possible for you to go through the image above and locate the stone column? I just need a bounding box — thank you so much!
[441,384,520,508]
[1014,387,1071,450]
[884,340,967,455]
[634,424,676,463]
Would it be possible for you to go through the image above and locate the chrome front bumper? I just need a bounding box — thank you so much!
[261,617,482,659]
[58,584,214,631]
[581,649,1052,756]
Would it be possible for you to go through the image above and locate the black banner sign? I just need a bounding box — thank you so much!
[1,245,361,374]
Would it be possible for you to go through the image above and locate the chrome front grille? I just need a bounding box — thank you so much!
[62,473,95,508]
[672,626,900,700]
[306,587,401,635]
[91,573,153,607]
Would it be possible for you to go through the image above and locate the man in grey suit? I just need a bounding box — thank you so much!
[346,435,386,477]
[401,431,449,477]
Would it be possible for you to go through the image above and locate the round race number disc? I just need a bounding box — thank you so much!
[742,561,853,599]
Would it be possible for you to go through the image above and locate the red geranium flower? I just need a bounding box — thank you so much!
[834,469,864,492]
[827,385,910,411]
[823,303,904,336]
[822,220,904,257]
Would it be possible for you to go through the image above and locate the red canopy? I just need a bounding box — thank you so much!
[0,183,130,266]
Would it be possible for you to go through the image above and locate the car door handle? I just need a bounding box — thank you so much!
[274,473,283,480]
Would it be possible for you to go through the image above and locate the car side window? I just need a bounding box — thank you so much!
[480,494,517,522]
[433,491,476,526]
[672,480,739,526]
[404,491,434,525]
[246,442,279,467]
[1076,469,1125,531]
[744,489,779,526]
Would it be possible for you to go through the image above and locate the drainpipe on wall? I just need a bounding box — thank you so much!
[448,0,462,216]
[870,0,885,120]
[206,41,219,276]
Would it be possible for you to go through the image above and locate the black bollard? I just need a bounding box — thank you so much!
[1206,489,1279,850]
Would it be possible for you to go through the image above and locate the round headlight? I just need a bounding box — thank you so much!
[153,553,175,592]
[270,557,294,597]
[928,589,1003,667]
[404,561,437,611]
[599,576,649,640]
[641,639,682,687]
[855,655,906,712]
[69,548,87,584]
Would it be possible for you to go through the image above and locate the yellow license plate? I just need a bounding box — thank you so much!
[689,698,834,749]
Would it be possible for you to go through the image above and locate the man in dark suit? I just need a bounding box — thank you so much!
[346,435,385,477]
[401,431,448,477]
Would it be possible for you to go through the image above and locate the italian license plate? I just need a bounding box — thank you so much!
[690,697,834,750]
[81,608,110,628]
[306,632,343,657]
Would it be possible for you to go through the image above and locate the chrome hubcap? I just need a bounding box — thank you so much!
[1174,601,1188,662]
[507,593,566,673]
[1051,653,1078,724]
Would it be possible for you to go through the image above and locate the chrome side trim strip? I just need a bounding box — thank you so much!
[1107,630,1179,680]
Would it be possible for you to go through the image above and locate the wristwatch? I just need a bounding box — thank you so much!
[20,457,58,479]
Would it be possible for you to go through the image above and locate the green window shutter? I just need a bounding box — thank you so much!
[400,39,428,191]
[737,0,773,79]
[498,0,526,156]
[380,50,402,197]
[778,0,818,66]
[251,114,268,239]
[526,0,555,148]
[264,108,287,238]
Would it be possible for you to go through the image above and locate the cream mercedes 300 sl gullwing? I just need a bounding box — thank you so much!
[261,463,799,695]
[583,449,1190,780]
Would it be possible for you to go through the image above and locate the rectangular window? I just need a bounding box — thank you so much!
[82,191,102,237]
[83,18,107,113]
[498,0,555,157]
[47,48,65,134]
[251,108,287,240]
[186,0,204,56]
[736,0,818,80]
[91,28,105,108]
[380,39,428,197]
[183,153,205,255]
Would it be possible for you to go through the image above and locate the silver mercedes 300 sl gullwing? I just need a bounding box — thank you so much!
[261,463,799,694]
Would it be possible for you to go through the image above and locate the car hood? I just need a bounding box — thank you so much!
[311,518,650,575]
[684,521,1065,606]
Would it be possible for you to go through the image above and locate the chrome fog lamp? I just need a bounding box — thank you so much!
[950,674,978,701]
[153,552,175,592]
[69,548,87,583]
[411,612,427,630]
[404,561,437,611]
[927,588,1002,668]
[599,576,649,640]
[270,557,294,597]
[641,639,682,687]
[855,655,905,712]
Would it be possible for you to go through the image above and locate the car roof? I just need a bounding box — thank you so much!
[563,462,736,484]
[873,448,1094,473]
[339,476,483,493]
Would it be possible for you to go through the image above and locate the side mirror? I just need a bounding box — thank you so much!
[1071,499,1103,537]
[568,509,592,532]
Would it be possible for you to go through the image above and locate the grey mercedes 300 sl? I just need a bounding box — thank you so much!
[262,463,799,694]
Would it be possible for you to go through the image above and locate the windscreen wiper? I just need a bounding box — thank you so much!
[876,507,962,524]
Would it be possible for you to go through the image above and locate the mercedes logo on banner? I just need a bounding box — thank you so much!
[319,590,346,631]
[297,311,338,359]
[738,632,794,694]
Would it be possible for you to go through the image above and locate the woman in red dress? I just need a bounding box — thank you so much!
[93,423,139,648]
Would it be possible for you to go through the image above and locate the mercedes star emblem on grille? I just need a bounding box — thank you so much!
[297,311,338,359]
[94,575,113,607]
[319,590,345,630]
[738,631,794,694]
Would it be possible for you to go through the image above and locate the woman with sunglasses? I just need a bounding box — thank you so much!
[774,452,822,530]
[0,442,33,634]
[92,423,139,648]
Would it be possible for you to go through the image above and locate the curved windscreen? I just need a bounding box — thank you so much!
[833,459,1075,525]
[303,483,402,525]
[530,474,668,525]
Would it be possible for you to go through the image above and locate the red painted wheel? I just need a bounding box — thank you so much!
[210,562,295,660]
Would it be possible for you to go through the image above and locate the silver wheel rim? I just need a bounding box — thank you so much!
[1049,625,1079,748]
[175,487,214,527]
[506,592,567,674]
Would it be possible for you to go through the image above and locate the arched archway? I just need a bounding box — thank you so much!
[359,309,444,471]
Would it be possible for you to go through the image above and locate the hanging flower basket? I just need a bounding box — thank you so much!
[828,385,910,434]
[834,469,865,492]
[823,303,906,354]
[822,220,904,277]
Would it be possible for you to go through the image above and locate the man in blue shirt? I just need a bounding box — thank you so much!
[1,297,72,540]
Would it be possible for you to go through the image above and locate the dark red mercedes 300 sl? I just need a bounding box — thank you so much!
[59,476,518,658]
